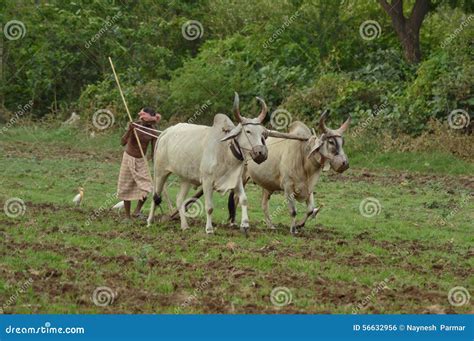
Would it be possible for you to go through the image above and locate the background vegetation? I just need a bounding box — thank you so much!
[0,0,472,138]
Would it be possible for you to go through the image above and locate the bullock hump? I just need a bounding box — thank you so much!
[213,113,236,130]
[288,121,312,138]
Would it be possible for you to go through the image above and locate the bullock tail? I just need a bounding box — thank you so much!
[228,190,237,224]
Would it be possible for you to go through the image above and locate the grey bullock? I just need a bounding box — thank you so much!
[147,93,304,234]
[228,111,351,234]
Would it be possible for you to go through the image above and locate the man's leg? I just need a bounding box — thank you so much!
[124,200,132,219]
[133,196,147,216]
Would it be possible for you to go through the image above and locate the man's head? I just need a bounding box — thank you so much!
[139,107,161,125]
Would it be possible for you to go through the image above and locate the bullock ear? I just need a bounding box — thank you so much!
[221,124,242,141]
[307,136,325,158]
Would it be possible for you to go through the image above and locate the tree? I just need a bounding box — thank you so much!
[379,0,431,64]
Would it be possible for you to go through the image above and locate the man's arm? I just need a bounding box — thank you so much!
[121,123,134,146]
[150,137,156,160]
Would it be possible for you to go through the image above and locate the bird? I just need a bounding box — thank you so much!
[63,112,80,126]
[112,201,124,211]
[73,187,84,206]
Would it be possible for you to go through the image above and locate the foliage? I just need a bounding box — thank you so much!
[0,0,472,135]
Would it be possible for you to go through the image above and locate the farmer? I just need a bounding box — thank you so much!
[117,107,161,219]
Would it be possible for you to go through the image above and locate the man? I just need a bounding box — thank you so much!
[117,107,161,219]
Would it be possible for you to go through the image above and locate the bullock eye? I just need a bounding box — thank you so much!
[328,140,335,145]
[246,130,251,134]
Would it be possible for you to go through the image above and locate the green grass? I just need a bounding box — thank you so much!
[0,124,472,314]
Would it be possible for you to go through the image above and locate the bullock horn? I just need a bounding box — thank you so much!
[233,92,242,122]
[266,129,309,141]
[318,109,330,133]
[256,97,268,123]
[337,115,352,134]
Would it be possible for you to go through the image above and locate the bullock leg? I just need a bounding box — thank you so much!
[202,179,214,234]
[262,189,276,230]
[285,190,298,235]
[227,190,238,228]
[147,172,169,227]
[176,182,191,230]
[296,193,320,230]
[234,180,249,235]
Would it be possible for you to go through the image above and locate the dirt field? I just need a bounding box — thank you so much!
[0,126,472,314]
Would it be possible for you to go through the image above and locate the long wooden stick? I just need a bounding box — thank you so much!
[109,57,151,176]
[108,57,171,213]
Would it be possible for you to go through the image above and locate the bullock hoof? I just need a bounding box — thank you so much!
[181,225,189,231]
[240,222,249,237]
[311,208,320,218]
[229,222,238,229]
[269,225,277,230]
[206,228,214,234]
[290,226,299,235]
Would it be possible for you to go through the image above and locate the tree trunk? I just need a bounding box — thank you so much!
[379,0,430,64]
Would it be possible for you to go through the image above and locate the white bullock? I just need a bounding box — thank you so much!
[228,111,351,234]
[147,93,303,234]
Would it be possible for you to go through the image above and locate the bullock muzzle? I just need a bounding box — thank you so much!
[250,145,268,164]
[330,155,349,173]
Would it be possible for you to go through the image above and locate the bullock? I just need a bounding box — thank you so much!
[147,93,304,234]
[228,111,351,234]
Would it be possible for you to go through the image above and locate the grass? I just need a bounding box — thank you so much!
[0,124,473,314]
